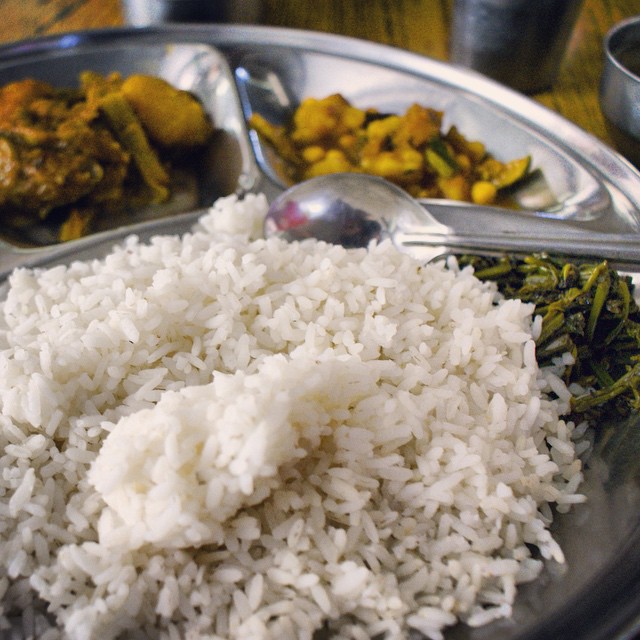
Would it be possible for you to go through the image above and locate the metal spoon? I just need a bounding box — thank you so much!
[263,173,640,263]
[2,172,639,283]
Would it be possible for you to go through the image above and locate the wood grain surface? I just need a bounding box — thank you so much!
[0,0,638,157]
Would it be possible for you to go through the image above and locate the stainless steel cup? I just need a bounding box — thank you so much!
[449,0,584,94]
[599,16,640,169]
[121,0,262,25]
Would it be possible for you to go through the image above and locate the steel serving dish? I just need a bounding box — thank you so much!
[1,25,640,640]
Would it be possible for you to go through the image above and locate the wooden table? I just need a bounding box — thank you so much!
[0,0,638,157]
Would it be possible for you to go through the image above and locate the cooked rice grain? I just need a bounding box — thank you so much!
[0,193,585,639]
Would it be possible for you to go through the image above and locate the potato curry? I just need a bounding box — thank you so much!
[0,72,214,242]
[249,94,531,206]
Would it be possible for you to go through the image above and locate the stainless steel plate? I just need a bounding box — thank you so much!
[1,25,640,640]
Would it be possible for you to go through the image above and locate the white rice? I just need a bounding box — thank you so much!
[0,193,585,640]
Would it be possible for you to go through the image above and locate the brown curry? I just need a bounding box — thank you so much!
[0,72,214,242]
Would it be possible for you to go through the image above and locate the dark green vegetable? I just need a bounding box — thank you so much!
[458,253,640,423]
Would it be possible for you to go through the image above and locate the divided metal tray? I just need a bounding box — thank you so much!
[1,25,640,640]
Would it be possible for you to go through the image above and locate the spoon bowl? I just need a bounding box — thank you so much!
[263,173,444,248]
[264,173,640,264]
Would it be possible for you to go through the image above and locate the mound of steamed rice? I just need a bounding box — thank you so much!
[0,193,585,640]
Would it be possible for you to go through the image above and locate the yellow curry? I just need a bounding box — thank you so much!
[249,93,531,206]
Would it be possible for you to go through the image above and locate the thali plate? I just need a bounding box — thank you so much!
[1,25,640,640]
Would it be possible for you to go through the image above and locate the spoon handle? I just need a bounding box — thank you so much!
[396,228,640,264]
[394,199,640,263]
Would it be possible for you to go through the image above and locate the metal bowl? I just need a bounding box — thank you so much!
[120,0,263,26]
[600,15,640,168]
